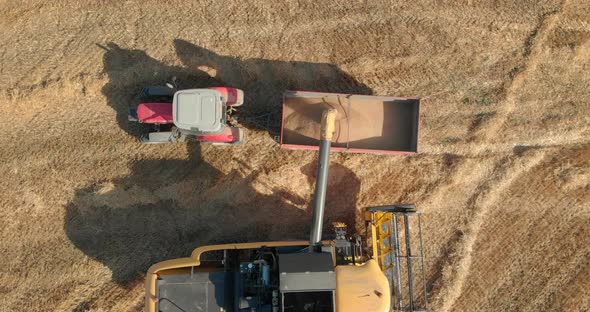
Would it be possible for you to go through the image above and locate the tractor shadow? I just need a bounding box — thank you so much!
[65,42,365,283]
[98,40,372,136]
[97,42,222,137]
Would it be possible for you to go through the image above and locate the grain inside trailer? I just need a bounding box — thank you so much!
[281,91,420,154]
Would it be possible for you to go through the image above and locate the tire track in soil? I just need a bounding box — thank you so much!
[438,151,548,312]
[434,6,571,303]
[0,2,584,311]
[475,3,566,145]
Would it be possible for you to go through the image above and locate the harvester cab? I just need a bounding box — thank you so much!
[128,80,245,145]
[144,92,427,312]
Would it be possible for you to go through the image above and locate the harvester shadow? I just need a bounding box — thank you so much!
[64,142,309,283]
[66,43,364,283]
[64,149,361,283]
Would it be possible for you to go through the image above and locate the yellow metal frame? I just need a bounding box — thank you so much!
[365,211,394,270]
[365,210,398,312]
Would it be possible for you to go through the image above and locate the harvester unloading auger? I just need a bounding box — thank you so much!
[145,94,428,311]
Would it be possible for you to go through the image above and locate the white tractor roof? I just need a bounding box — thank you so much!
[173,89,224,133]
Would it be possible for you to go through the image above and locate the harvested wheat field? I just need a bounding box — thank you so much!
[0,0,589,311]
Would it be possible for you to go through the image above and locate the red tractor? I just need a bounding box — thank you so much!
[128,80,245,144]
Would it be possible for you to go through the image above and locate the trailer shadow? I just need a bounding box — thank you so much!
[173,39,373,134]
[66,42,364,283]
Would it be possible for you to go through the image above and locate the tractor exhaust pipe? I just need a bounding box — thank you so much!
[309,108,337,252]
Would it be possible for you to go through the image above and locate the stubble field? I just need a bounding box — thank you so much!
[0,0,588,311]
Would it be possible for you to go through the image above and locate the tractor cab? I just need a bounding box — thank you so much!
[173,89,226,135]
[129,85,244,145]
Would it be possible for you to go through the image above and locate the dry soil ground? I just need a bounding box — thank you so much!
[0,1,589,311]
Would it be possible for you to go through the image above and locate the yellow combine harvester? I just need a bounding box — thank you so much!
[145,106,427,311]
